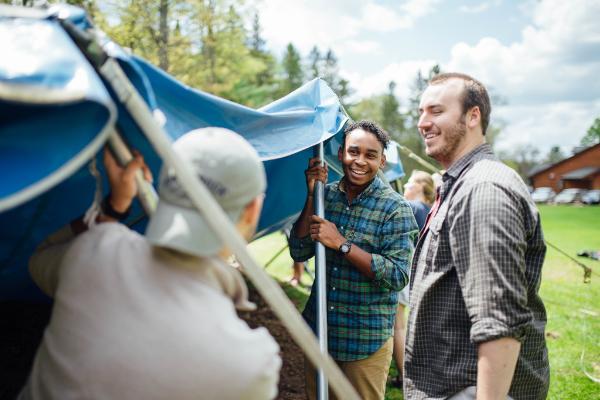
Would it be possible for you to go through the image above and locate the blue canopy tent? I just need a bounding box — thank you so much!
[0,4,405,303]
[0,5,407,398]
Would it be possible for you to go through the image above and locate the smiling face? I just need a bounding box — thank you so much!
[418,78,483,168]
[338,128,386,192]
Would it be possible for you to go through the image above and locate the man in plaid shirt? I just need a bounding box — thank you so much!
[405,73,549,399]
[289,120,418,400]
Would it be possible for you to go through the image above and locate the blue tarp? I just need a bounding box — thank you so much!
[0,4,403,301]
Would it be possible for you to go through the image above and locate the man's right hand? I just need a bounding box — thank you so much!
[305,157,328,196]
[104,148,152,213]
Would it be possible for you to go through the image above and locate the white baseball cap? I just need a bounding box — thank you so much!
[145,127,266,257]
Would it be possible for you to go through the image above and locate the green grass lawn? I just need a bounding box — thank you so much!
[249,205,600,399]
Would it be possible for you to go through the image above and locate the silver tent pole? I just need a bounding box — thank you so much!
[97,57,360,400]
[313,143,328,400]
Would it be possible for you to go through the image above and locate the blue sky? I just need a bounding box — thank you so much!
[256,0,600,155]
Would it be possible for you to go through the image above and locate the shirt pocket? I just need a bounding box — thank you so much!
[424,205,452,274]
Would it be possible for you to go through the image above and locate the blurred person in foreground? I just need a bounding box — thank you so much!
[390,170,435,389]
[20,128,281,400]
[404,73,549,400]
[289,120,418,400]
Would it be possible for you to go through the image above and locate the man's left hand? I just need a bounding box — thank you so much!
[309,215,345,250]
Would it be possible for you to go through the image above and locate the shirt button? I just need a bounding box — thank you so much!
[333,268,338,271]
[332,287,336,291]
[330,306,334,310]
[346,206,349,210]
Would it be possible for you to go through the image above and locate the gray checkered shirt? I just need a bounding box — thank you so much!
[404,144,550,400]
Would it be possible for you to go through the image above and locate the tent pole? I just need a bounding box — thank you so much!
[396,143,439,173]
[96,57,359,400]
[313,143,328,400]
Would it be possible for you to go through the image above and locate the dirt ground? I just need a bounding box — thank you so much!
[238,285,308,400]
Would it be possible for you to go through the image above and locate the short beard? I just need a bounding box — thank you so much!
[430,116,467,165]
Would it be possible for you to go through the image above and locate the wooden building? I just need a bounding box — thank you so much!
[528,143,600,192]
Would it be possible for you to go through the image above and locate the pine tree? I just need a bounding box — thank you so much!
[278,43,304,95]
[307,46,321,79]
[319,49,352,104]
[381,81,405,138]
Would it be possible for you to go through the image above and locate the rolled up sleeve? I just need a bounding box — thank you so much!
[371,203,418,291]
[450,182,532,344]
[288,226,315,262]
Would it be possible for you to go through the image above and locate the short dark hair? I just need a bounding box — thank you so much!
[342,120,390,150]
[429,72,491,135]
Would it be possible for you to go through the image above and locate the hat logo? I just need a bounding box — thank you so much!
[163,173,227,199]
[199,175,227,197]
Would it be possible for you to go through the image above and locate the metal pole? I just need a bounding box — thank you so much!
[396,143,440,173]
[313,143,328,400]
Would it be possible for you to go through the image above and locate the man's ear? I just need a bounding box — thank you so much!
[380,153,386,170]
[337,145,343,162]
[467,106,481,129]
[240,195,263,225]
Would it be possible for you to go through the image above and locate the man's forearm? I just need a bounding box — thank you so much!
[477,337,520,400]
[343,244,375,279]
[293,195,314,237]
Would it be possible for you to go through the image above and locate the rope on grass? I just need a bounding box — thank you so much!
[580,349,600,383]
[546,240,593,283]
[579,305,600,384]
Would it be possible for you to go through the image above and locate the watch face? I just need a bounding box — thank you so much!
[341,243,350,253]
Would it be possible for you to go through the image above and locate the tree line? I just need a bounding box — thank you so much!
[53,0,441,173]
[5,0,599,181]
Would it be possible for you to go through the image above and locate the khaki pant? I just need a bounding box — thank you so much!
[305,337,393,400]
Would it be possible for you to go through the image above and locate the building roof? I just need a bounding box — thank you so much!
[528,163,552,177]
[561,166,600,180]
[528,142,600,178]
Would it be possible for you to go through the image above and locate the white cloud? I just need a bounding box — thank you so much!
[443,0,600,149]
[458,0,502,14]
[257,0,441,53]
[446,0,600,103]
[338,40,382,55]
[345,60,438,101]
[401,0,442,20]
[256,0,361,54]
[495,100,600,154]
[361,0,441,31]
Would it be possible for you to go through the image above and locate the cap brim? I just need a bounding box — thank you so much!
[145,199,242,257]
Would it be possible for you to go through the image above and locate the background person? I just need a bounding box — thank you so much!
[282,221,307,287]
[391,169,435,389]
[289,120,418,400]
[20,128,281,400]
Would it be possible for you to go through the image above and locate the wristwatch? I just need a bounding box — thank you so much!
[339,241,352,255]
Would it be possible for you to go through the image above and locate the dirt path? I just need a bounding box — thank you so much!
[238,285,308,400]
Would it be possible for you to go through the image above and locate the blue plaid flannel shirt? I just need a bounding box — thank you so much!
[289,176,418,361]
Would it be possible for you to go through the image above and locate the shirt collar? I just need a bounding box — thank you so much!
[444,143,493,183]
[336,175,383,200]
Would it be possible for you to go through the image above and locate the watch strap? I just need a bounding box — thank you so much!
[101,194,131,221]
